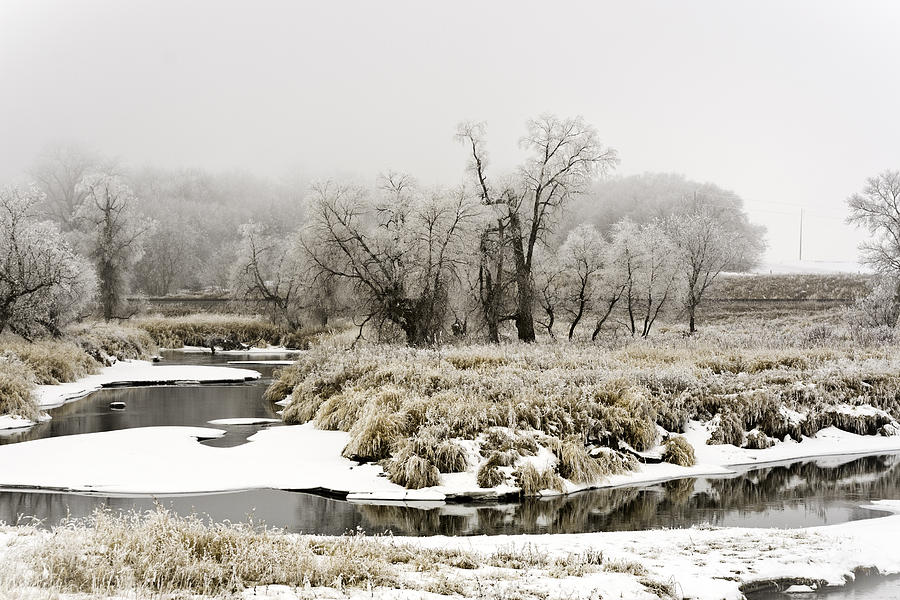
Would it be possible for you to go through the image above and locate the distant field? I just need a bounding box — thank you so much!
[707,273,874,301]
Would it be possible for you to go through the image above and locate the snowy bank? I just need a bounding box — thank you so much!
[1,502,899,600]
[1,420,899,499]
[397,500,900,600]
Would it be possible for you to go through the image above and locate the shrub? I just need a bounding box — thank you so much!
[476,454,507,488]
[513,463,566,495]
[386,451,441,489]
[0,357,38,420]
[549,436,605,484]
[3,339,98,384]
[744,430,775,449]
[661,436,696,467]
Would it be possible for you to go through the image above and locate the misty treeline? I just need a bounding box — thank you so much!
[2,115,765,343]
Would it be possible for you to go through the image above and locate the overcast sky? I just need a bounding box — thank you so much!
[2,0,898,268]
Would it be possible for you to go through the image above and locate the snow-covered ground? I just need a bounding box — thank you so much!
[0,360,261,431]
[1,419,899,499]
[393,500,900,600]
[1,500,898,600]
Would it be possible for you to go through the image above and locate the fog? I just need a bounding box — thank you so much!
[2,0,898,266]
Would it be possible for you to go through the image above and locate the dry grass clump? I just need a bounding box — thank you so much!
[481,427,540,457]
[268,333,900,492]
[744,430,775,449]
[133,314,286,349]
[707,411,746,446]
[660,436,696,467]
[0,325,158,418]
[2,338,98,385]
[7,506,651,598]
[549,436,606,484]
[513,463,566,495]
[386,450,441,489]
[0,357,38,420]
[593,447,640,474]
[477,453,508,488]
[603,558,648,576]
[70,322,155,363]
[342,405,407,462]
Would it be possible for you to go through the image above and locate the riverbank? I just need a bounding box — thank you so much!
[1,501,898,600]
[263,335,900,498]
[1,420,899,499]
[0,313,303,431]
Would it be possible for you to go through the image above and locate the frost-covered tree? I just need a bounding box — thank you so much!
[606,219,679,338]
[28,143,101,229]
[457,115,618,342]
[231,221,310,329]
[0,185,96,337]
[666,198,764,333]
[74,173,154,320]
[847,170,900,276]
[533,248,565,338]
[303,175,480,346]
[557,224,606,339]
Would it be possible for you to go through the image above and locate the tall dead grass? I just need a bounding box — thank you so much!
[3,507,623,598]
[269,328,900,491]
[133,314,286,349]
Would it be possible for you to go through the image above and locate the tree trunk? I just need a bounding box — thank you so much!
[568,301,585,340]
[509,213,535,343]
[688,306,696,334]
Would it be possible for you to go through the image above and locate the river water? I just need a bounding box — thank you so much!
[0,351,897,597]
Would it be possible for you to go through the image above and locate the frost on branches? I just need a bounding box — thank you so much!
[74,173,154,321]
[0,185,96,338]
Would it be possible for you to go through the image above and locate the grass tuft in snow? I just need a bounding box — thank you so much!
[513,463,566,495]
[661,436,696,467]
[549,436,606,484]
[476,453,507,488]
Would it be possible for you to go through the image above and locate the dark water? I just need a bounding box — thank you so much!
[1,453,898,536]
[0,350,290,447]
[1,351,899,539]
[750,576,900,599]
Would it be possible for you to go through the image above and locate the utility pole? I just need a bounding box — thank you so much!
[799,207,804,261]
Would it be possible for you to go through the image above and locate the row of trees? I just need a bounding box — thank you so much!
[5,115,765,343]
[233,115,764,344]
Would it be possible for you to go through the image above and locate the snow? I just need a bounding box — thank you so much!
[2,418,900,500]
[394,500,900,600]
[3,502,900,600]
[207,418,281,426]
[33,360,261,411]
[0,415,38,432]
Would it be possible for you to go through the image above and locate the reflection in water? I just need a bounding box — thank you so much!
[1,350,898,537]
[1,453,898,536]
[749,575,900,600]
[0,349,290,448]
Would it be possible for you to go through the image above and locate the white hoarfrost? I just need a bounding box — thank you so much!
[1,501,899,600]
